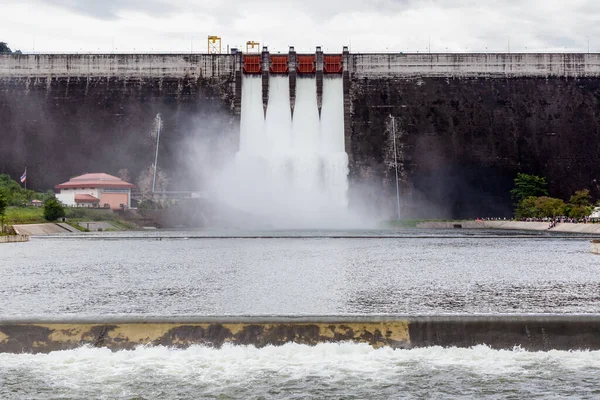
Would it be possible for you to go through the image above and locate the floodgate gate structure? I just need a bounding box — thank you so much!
[2,50,600,218]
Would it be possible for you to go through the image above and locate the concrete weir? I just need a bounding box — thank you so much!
[592,240,600,254]
[2,315,600,353]
[0,234,29,243]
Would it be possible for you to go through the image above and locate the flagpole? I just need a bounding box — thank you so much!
[24,167,27,190]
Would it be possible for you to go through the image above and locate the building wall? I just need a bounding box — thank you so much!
[56,193,74,207]
[56,188,100,207]
[100,191,130,210]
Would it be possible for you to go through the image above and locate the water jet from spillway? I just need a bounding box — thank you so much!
[216,74,349,228]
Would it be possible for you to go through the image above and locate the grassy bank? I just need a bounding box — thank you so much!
[3,206,137,230]
[4,207,45,224]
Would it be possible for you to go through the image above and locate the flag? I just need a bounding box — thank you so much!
[20,169,26,183]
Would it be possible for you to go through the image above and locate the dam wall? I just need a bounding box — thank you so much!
[0,54,238,79]
[350,53,600,78]
[347,54,600,218]
[2,315,600,353]
[2,53,600,218]
[0,54,241,192]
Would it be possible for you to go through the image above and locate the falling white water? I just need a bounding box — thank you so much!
[321,77,349,209]
[218,75,349,228]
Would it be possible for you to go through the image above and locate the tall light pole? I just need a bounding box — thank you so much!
[391,115,401,220]
[152,114,162,193]
[587,36,590,54]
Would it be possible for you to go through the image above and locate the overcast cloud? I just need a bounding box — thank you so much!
[1,0,598,53]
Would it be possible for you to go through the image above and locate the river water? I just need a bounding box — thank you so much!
[1,230,598,316]
[1,230,599,398]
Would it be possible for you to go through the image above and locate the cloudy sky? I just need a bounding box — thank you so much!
[1,0,597,53]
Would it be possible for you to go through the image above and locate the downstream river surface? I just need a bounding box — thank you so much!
[1,229,598,316]
[1,229,599,399]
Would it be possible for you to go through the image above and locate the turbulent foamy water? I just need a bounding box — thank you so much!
[2,343,600,399]
[217,76,349,228]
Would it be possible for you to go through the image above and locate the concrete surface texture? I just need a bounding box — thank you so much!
[0,72,237,194]
[2,53,599,79]
[592,240,600,254]
[0,54,238,79]
[0,235,29,243]
[12,223,77,235]
[349,76,600,218]
[350,53,600,78]
[2,315,600,353]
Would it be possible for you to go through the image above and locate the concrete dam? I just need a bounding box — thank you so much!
[2,50,600,219]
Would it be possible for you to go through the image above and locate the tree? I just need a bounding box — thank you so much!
[567,189,593,218]
[0,42,21,54]
[515,196,538,218]
[0,194,7,234]
[44,197,66,221]
[41,190,56,202]
[570,189,592,207]
[0,42,11,54]
[510,173,549,203]
[534,196,566,218]
[0,174,31,206]
[515,196,566,219]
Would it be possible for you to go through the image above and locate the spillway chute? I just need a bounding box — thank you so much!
[224,73,348,227]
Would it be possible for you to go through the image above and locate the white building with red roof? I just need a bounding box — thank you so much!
[55,173,135,210]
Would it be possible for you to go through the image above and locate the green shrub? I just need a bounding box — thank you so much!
[44,197,66,221]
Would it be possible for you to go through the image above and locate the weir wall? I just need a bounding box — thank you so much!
[593,240,600,254]
[2,53,600,218]
[0,234,29,243]
[2,315,600,353]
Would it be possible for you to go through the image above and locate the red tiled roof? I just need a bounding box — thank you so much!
[55,173,135,189]
[74,194,100,203]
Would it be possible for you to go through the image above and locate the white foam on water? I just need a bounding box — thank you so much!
[215,75,352,229]
[2,344,600,382]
